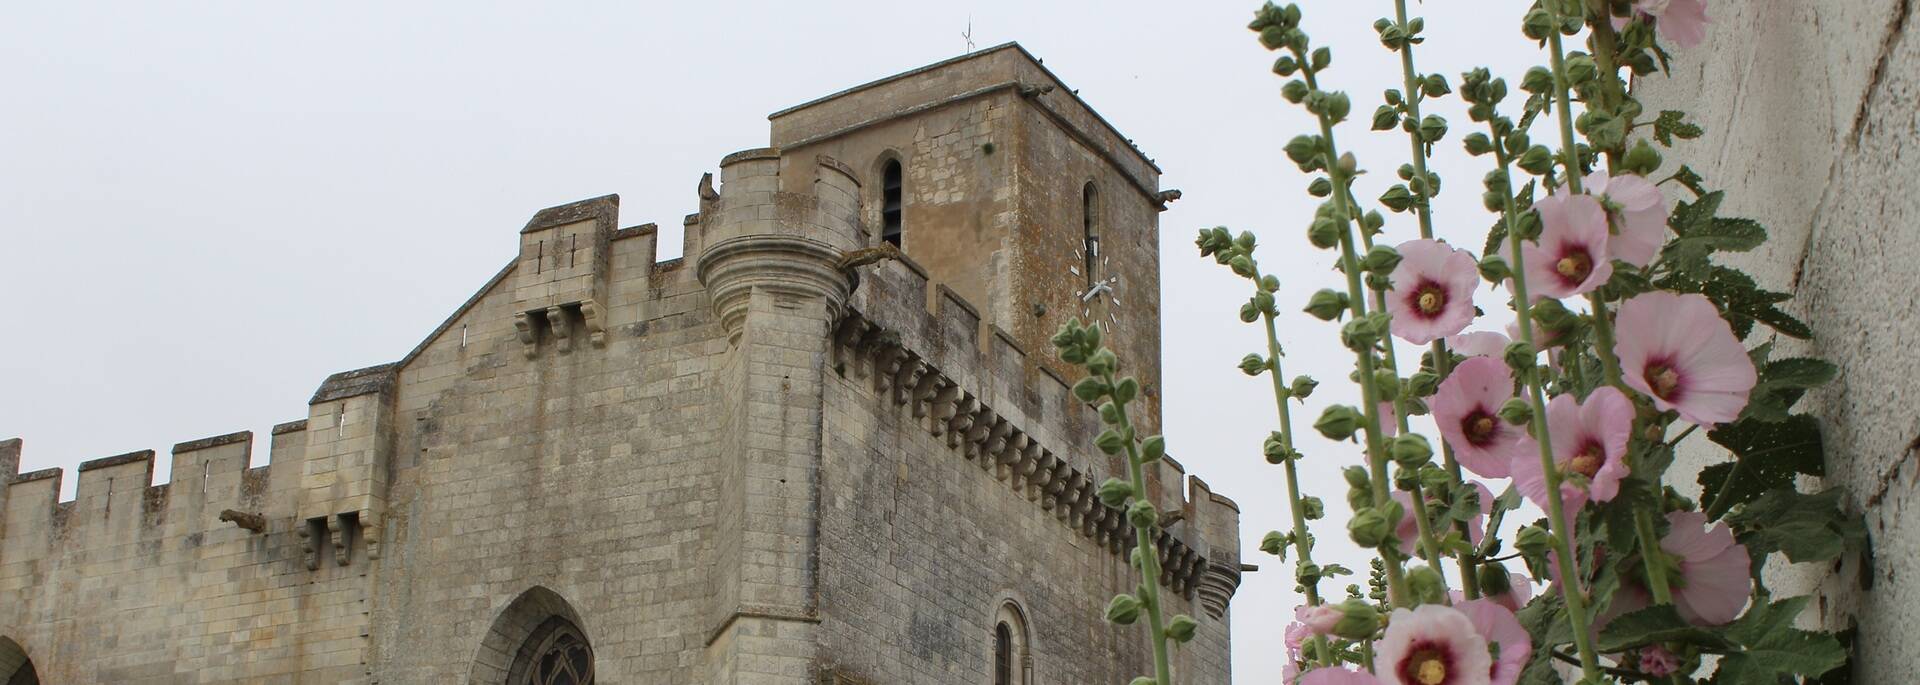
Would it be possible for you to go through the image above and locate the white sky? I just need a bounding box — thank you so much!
[0,1,1549,678]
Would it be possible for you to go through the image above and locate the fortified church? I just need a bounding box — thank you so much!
[0,44,1243,684]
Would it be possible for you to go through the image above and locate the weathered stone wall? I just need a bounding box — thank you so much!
[1634,3,1920,678]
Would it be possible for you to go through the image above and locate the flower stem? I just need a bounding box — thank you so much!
[1491,129,1603,680]
[1107,371,1174,685]
[1388,0,1481,598]
[1254,265,1326,608]
[1297,55,1412,606]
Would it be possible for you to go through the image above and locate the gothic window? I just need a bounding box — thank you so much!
[991,601,1031,685]
[517,617,594,685]
[0,637,37,685]
[1082,182,1100,287]
[882,159,904,247]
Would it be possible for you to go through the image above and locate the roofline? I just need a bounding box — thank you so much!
[767,41,1160,174]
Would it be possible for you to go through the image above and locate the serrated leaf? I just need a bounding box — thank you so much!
[1702,415,1826,518]
[1725,488,1867,565]
[1711,596,1849,682]
[1741,357,1839,422]
[1485,217,1508,257]
[1596,605,1738,652]
[1653,110,1704,147]
[1671,164,1707,196]
[1657,264,1810,340]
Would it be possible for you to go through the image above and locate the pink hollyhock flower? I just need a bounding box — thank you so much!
[1638,645,1681,677]
[1585,171,1669,267]
[1432,357,1525,479]
[1284,617,1312,654]
[1458,599,1532,685]
[1623,0,1709,49]
[1662,510,1752,625]
[1393,482,1495,556]
[1448,330,1510,358]
[1523,194,1614,299]
[1512,387,1634,512]
[1377,604,1493,685]
[1297,604,1344,637]
[1615,292,1757,425]
[1301,667,1382,685]
[1388,239,1481,345]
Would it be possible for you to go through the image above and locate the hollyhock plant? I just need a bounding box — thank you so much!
[1297,604,1344,638]
[1454,572,1534,614]
[1583,171,1668,266]
[1376,604,1493,685]
[1511,386,1633,510]
[1387,239,1480,344]
[1661,510,1753,625]
[1638,645,1681,677]
[1457,599,1532,685]
[1447,330,1509,358]
[1431,357,1524,478]
[1522,193,1614,299]
[1620,0,1709,49]
[1615,291,1758,425]
[1393,482,1494,556]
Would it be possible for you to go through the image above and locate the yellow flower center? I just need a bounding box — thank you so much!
[1647,364,1681,399]
[1412,652,1448,685]
[1417,286,1445,315]
[1466,415,1497,443]
[1569,448,1603,478]
[1556,251,1593,282]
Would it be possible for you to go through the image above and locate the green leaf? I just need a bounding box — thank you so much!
[1701,415,1826,518]
[1657,264,1810,340]
[1596,605,1737,652]
[1712,597,1849,682]
[1741,357,1839,422]
[1653,110,1704,147]
[1725,488,1867,565]
[1670,164,1707,196]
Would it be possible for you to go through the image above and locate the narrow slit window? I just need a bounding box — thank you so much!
[993,622,1013,685]
[881,159,904,247]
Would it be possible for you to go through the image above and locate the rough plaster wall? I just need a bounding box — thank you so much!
[374,235,725,683]
[1633,2,1920,677]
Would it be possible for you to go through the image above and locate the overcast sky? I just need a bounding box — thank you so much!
[0,1,1549,678]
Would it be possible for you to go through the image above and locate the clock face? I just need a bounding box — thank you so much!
[1066,237,1121,333]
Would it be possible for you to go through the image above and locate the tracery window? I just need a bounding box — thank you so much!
[518,618,594,685]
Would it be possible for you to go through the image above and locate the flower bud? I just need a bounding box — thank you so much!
[1127,498,1158,529]
[1406,565,1448,605]
[1253,290,1276,315]
[1308,175,1334,197]
[1406,370,1439,397]
[1419,114,1448,143]
[1390,434,1434,468]
[1314,405,1365,441]
[1290,375,1319,400]
[1304,289,1348,321]
[1347,507,1394,547]
[1342,465,1371,490]
[1072,377,1109,402]
[1478,254,1513,284]
[1239,353,1269,376]
[1097,478,1135,507]
[1517,145,1556,175]
[1239,301,1260,323]
[1498,398,1533,425]
[1106,593,1144,625]
[1308,216,1341,249]
[1623,139,1662,175]
[1362,244,1403,273]
[1272,55,1298,76]
[1095,429,1126,455]
[1112,377,1139,405]
[1302,495,1325,520]
[1422,73,1449,97]
[1379,184,1414,212]
[1087,348,1117,376]
[1515,524,1553,557]
[1282,79,1310,104]
[1462,132,1493,156]
[1372,104,1400,131]
[1564,54,1598,85]
[1284,135,1319,165]
[1477,561,1515,597]
[1260,530,1289,556]
[1098,401,1123,425]
[1166,614,1199,643]
[1140,435,1165,463]
[1331,599,1381,640]
[1229,254,1256,277]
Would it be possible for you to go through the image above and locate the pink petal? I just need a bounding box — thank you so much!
[1601,173,1664,212]
[1393,491,1421,556]
[1458,599,1533,685]
[1448,330,1511,358]
[1581,387,1636,502]
[1656,0,1709,49]
[1676,543,1752,625]
[1545,392,1584,467]
[1389,239,1480,344]
[1300,667,1382,685]
[1433,357,1520,479]
[1526,194,1615,298]
[1660,510,1722,558]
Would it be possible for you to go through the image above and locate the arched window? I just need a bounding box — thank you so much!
[517,617,594,685]
[0,637,37,685]
[991,601,1031,685]
[881,159,904,247]
[469,586,595,685]
[1081,182,1099,288]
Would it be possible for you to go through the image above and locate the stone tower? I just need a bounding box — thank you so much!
[0,43,1241,684]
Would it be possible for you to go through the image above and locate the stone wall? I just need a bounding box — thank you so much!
[1634,3,1920,678]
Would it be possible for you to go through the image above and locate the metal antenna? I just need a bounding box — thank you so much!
[962,17,975,53]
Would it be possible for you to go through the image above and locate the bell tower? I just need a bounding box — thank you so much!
[763,43,1173,430]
